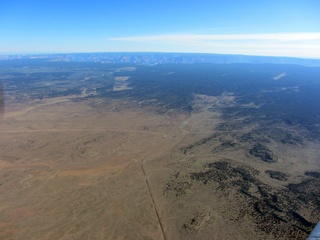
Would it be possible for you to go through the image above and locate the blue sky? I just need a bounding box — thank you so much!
[1,0,320,58]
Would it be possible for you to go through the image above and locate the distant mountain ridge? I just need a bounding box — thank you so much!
[1,52,320,67]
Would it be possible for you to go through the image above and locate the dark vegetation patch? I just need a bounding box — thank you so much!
[249,143,278,163]
[290,211,313,228]
[280,133,304,145]
[217,117,306,146]
[240,132,271,144]
[2,60,320,140]
[184,160,319,238]
[0,60,116,102]
[180,132,242,155]
[164,181,192,197]
[180,134,217,155]
[265,170,289,181]
[212,141,239,152]
[305,171,320,179]
[190,160,259,187]
[287,178,320,208]
[191,161,262,199]
[255,126,305,145]
[164,172,192,197]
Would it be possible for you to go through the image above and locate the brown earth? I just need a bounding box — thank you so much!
[0,92,319,239]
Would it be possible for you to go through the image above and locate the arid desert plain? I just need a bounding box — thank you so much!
[1,61,320,239]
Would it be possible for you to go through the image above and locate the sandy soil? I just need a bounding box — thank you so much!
[0,96,170,240]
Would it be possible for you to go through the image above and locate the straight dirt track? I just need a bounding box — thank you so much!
[1,92,319,239]
[0,97,175,240]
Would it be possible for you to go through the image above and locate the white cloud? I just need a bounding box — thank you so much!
[109,33,320,42]
[107,33,320,58]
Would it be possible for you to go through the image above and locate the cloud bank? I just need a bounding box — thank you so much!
[108,33,320,58]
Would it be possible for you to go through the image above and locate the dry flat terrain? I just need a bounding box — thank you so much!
[1,61,320,239]
[0,96,170,239]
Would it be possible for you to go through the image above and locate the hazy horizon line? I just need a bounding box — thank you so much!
[1,51,320,60]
